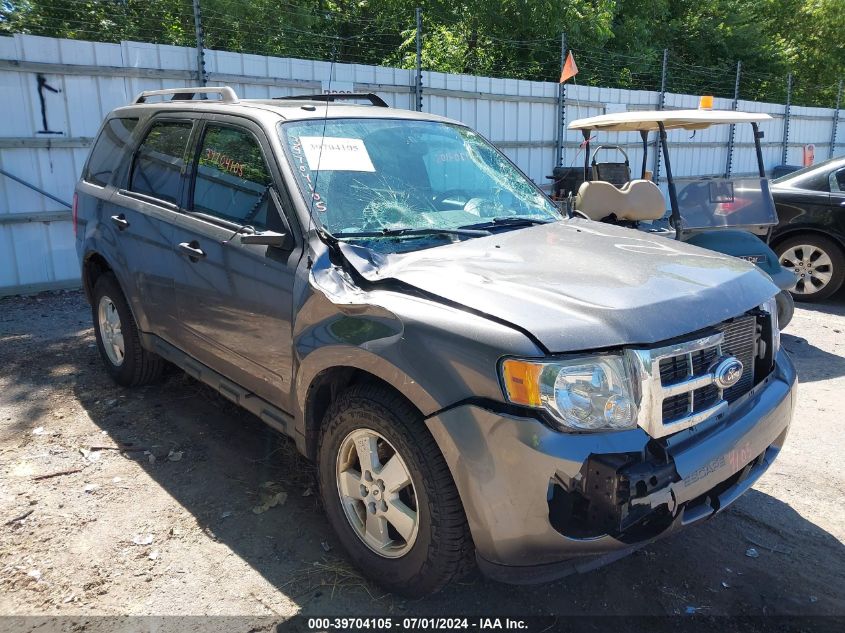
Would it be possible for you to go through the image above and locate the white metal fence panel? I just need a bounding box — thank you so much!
[1,33,843,295]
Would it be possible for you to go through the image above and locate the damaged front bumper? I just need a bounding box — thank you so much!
[425,349,796,584]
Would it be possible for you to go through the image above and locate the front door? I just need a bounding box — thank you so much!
[168,117,302,409]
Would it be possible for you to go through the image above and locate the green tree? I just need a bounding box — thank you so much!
[1,0,841,106]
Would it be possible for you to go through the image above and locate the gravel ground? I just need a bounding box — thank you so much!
[0,289,843,625]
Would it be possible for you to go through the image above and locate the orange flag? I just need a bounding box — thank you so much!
[559,51,578,83]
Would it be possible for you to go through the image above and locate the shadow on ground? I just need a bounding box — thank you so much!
[2,290,843,619]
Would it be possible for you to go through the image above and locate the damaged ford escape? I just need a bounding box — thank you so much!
[75,87,796,597]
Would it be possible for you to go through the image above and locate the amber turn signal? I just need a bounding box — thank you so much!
[501,359,543,407]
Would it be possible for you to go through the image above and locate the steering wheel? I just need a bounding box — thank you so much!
[677,182,715,227]
[433,189,472,208]
[354,174,435,230]
[360,201,412,230]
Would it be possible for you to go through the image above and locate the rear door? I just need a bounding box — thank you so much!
[102,116,197,339]
[168,115,302,408]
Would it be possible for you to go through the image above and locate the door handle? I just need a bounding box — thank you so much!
[177,241,206,261]
[110,214,129,230]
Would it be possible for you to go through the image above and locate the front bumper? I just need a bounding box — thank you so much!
[425,349,796,584]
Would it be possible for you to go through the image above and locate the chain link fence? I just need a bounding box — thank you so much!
[2,0,842,109]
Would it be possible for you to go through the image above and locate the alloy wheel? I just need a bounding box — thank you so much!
[335,428,419,558]
[779,244,834,296]
[97,295,125,366]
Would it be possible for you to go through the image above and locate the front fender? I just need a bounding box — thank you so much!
[292,254,544,424]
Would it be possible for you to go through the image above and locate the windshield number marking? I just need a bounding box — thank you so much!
[291,137,327,213]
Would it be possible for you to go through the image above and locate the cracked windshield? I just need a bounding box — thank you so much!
[280,119,559,252]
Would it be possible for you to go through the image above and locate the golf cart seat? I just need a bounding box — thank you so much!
[576,179,666,222]
[591,145,631,187]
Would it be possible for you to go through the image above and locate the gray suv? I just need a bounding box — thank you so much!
[75,87,796,596]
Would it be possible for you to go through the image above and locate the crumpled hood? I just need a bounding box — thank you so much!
[338,219,778,353]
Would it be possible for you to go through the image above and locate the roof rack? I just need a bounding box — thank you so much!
[133,86,239,105]
[272,93,389,108]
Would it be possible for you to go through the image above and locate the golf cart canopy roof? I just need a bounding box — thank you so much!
[568,109,772,132]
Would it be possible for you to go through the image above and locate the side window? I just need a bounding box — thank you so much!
[192,124,275,231]
[831,169,845,193]
[84,118,138,187]
[130,120,193,205]
[798,169,831,193]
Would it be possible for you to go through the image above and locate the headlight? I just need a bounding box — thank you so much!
[501,355,639,431]
[761,296,780,355]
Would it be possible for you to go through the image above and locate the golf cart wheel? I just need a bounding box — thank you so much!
[317,384,473,597]
[776,235,845,302]
[775,290,794,330]
[91,273,164,386]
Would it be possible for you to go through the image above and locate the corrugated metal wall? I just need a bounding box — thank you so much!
[1,33,843,295]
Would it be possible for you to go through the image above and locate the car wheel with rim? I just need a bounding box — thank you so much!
[776,235,845,302]
[91,272,164,386]
[318,384,473,597]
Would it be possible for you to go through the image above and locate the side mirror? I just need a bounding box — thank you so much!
[240,231,288,247]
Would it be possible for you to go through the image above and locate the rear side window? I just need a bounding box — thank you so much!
[84,118,138,186]
[191,124,275,230]
[831,169,845,193]
[130,120,193,205]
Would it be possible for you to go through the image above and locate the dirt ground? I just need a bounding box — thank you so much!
[1,289,843,625]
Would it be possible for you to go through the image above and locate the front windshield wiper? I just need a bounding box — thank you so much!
[333,227,490,240]
[458,217,553,230]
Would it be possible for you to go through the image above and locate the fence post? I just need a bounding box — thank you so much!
[725,60,742,178]
[652,48,669,183]
[829,78,842,159]
[192,0,207,87]
[414,8,423,112]
[781,73,792,166]
[555,32,567,167]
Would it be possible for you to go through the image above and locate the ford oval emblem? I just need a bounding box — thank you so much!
[713,356,744,389]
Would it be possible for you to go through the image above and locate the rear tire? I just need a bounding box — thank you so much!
[317,384,473,597]
[91,273,164,386]
[775,235,845,302]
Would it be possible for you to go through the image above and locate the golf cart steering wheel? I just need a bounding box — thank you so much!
[677,181,715,227]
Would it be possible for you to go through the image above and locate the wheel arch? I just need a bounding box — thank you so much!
[302,365,428,462]
[770,226,845,256]
[82,250,149,332]
[81,251,114,302]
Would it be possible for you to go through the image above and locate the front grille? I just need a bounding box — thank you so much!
[660,347,718,384]
[631,311,767,438]
[661,393,690,421]
[718,315,757,401]
[657,315,758,424]
[661,383,721,423]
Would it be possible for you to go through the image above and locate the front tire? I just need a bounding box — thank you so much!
[317,385,473,596]
[91,273,164,386]
[776,235,845,302]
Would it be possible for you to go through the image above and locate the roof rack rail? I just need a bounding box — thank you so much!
[133,86,239,105]
[272,93,389,108]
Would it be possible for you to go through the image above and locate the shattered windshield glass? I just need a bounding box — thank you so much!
[278,118,559,246]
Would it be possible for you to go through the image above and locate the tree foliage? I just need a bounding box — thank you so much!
[1,0,841,105]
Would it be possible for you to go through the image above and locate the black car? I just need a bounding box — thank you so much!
[771,156,845,301]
